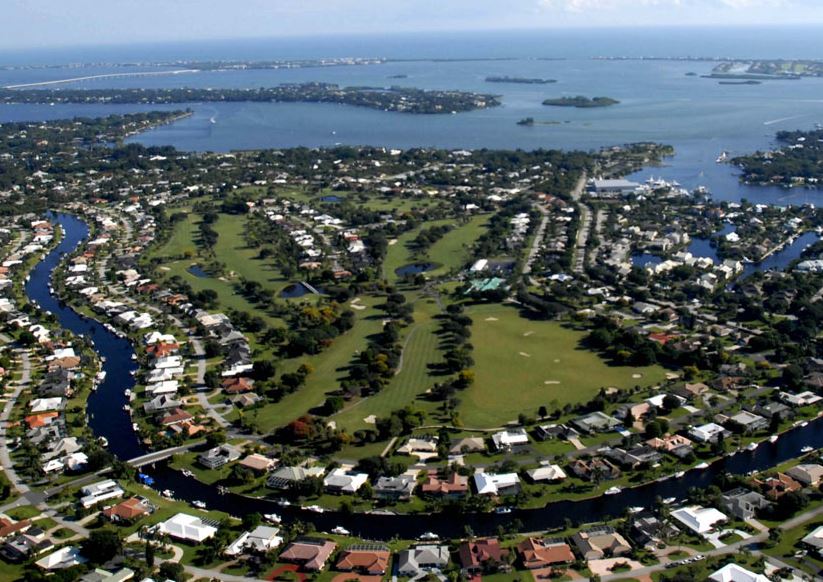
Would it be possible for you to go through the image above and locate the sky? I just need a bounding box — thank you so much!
[4,0,823,51]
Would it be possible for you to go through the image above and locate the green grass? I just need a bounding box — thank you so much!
[459,304,667,428]
[382,219,453,282]
[426,214,490,277]
[332,298,442,433]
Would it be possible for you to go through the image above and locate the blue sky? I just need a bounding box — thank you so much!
[5,0,823,50]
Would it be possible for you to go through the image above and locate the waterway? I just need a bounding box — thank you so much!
[24,213,823,539]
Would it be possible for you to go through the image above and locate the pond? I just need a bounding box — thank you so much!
[395,262,437,277]
[187,264,209,278]
[319,195,343,203]
[280,282,325,298]
[631,253,663,268]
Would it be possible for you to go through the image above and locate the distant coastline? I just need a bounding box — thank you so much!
[485,76,557,85]
[542,95,619,108]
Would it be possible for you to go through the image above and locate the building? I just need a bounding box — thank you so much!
[589,178,641,197]
[396,545,450,577]
[491,428,529,451]
[571,526,632,560]
[35,546,86,570]
[224,525,283,557]
[671,506,728,536]
[708,563,770,582]
[280,538,336,571]
[569,457,621,481]
[571,411,621,434]
[720,488,770,520]
[801,525,823,554]
[449,437,486,454]
[79,567,135,582]
[755,473,802,500]
[420,472,469,497]
[102,498,153,523]
[473,472,520,496]
[374,475,416,501]
[689,422,731,443]
[458,538,509,574]
[526,465,567,483]
[266,466,325,490]
[517,538,574,569]
[80,480,124,509]
[237,453,277,474]
[154,513,217,543]
[323,468,369,494]
[197,444,242,470]
[335,543,391,575]
[630,514,679,548]
[786,463,823,487]
[727,411,768,434]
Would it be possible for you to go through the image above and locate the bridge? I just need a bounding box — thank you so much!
[126,441,205,468]
[300,281,322,295]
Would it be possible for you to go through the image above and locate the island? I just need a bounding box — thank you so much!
[0,82,502,114]
[485,75,557,84]
[517,117,535,126]
[543,95,620,108]
[732,127,823,187]
[718,80,762,85]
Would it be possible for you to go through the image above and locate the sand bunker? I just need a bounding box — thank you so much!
[523,331,534,337]
[363,415,377,424]
[632,373,643,379]
[544,380,560,385]
[485,317,498,321]
[519,352,531,358]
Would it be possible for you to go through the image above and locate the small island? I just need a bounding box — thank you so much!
[486,76,557,84]
[517,117,535,126]
[718,80,762,85]
[543,95,620,108]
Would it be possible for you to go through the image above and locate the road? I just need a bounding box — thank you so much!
[0,349,33,497]
[569,173,591,274]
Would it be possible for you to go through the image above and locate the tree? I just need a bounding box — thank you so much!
[242,512,262,530]
[158,562,185,582]
[81,529,122,564]
[145,541,155,568]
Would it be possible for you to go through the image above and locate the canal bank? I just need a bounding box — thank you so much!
[27,212,823,540]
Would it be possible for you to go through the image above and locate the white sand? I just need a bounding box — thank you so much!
[363,415,377,425]
[519,352,531,358]
[485,317,498,321]
[523,331,534,337]
[544,380,560,385]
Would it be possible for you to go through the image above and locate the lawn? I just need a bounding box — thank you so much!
[459,304,668,428]
[383,219,453,282]
[332,297,443,433]
[426,213,490,277]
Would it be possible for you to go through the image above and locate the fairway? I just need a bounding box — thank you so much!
[460,304,667,428]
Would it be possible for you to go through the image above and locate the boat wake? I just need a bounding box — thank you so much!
[764,115,806,126]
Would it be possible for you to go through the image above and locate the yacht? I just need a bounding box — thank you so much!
[276,499,291,507]
[494,506,512,514]
[161,489,174,499]
[769,435,779,443]
[695,462,709,469]
[264,513,282,524]
[716,151,730,163]
[801,446,814,453]
[674,471,685,478]
[801,421,810,427]
[419,532,439,541]
[331,526,350,535]
[181,469,193,478]
[97,437,108,448]
[662,497,677,505]
[746,442,758,451]
[192,500,207,510]
[627,506,644,514]
[604,486,622,495]
[304,505,325,513]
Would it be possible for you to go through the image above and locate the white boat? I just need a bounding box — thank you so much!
[801,421,810,427]
[746,442,758,451]
[494,506,512,514]
[181,469,193,478]
[662,497,677,505]
[130,354,137,361]
[264,513,282,524]
[96,371,106,382]
[418,532,439,541]
[98,437,108,447]
[627,506,644,514]
[331,526,350,535]
[695,462,709,469]
[122,404,131,412]
[801,446,814,453]
[604,486,622,495]
[305,505,325,513]
[161,489,174,499]
[276,499,291,507]
[192,500,206,510]
[674,471,685,478]
[132,422,139,431]
[769,435,779,443]
[716,151,729,163]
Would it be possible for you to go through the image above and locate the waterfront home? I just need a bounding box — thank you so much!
[720,488,771,520]
[237,453,277,474]
[154,513,217,543]
[419,471,469,497]
[374,475,416,501]
[323,468,369,494]
[526,464,567,483]
[671,506,728,536]
[727,410,768,434]
[630,514,680,548]
[266,465,325,490]
[279,537,336,571]
[335,543,391,576]
[517,537,574,569]
[602,445,662,469]
[688,422,730,443]
[786,464,823,487]
[709,563,770,582]
[197,443,242,470]
[396,545,449,577]
[571,526,631,560]
[458,538,509,574]
[102,498,153,523]
[35,546,86,570]
[569,457,621,481]
[780,391,823,407]
[473,472,520,496]
[79,480,124,509]
[645,434,694,458]
[755,473,802,500]
[801,525,823,555]
[224,525,283,557]
[491,428,529,451]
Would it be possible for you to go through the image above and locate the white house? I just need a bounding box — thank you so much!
[689,422,728,443]
[224,525,283,556]
[708,563,769,582]
[35,546,86,570]
[526,465,567,482]
[80,480,125,508]
[491,428,529,451]
[323,468,369,494]
[155,513,217,542]
[671,506,728,535]
[473,472,520,496]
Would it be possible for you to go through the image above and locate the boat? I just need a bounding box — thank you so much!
[181,469,193,478]
[801,446,814,453]
[746,442,758,451]
[627,506,644,514]
[97,437,108,447]
[276,499,291,507]
[494,506,512,514]
[161,489,174,499]
[132,422,139,431]
[122,404,131,412]
[217,486,228,495]
[418,532,439,541]
[695,462,709,469]
[130,353,137,361]
[95,370,106,382]
[331,526,350,535]
[662,497,677,505]
[604,486,622,495]
[801,421,810,427]
[192,500,206,510]
[264,513,281,524]
[304,505,325,513]
[716,151,729,163]
[769,435,779,443]
[674,471,685,478]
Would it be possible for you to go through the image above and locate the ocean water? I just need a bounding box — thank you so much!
[3,28,823,204]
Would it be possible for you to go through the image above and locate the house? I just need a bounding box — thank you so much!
[526,464,567,483]
[266,466,325,490]
[753,401,792,422]
[786,463,823,487]
[374,475,416,501]
[224,525,283,556]
[79,567,135,582]
[801,525,823,553]
[689,422,730,443]
[420,472,469,497]
[571,526,632,560]
[675,382,709,400]
[571,411,621,434]
[197,444,242,470]
[708,563,770,582]
[102,497,153,523]
[397,437,438,456]
[517,537,574,569]
[646,434,694,458]
[324,468,369,494]
[473,472,520,496]
[449,437,486,454]
[0,516,31,540]
[221,377,255,394]
[602,445,662,469]
[458,538,509,574]
[335,543,391,575]
[159,408,193,427]
[534,424,569,441]
[780,391,822,407]
[80,480,124,508]
[35,546,86,570]
[755,473,802,500]
[727,411,768,434]
[491,428,529,451]
[279,537,336,571]
[0,531,52,563]
[671,506,728,536]
[155,513,217,543]
[720,488,771,520]
[569,457,621,481]
[630,514,679,548]
[396,545,450,577]
[237,453,277,474]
